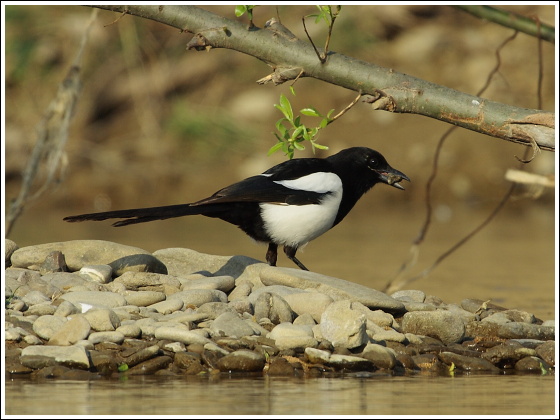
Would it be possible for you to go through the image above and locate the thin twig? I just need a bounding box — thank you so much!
[329,90,362,123]
[302,16,325,63]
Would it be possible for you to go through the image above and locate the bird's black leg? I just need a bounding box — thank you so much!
[266,243,278,266]
[283,245,309,271]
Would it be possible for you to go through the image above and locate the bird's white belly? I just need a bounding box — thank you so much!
[259,172,343,247]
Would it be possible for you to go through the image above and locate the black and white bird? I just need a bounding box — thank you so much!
[64,147,409,271]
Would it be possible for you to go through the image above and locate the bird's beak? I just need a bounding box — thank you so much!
[377,167,410,190]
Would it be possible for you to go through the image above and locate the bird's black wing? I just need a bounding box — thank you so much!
[191,172,327,207]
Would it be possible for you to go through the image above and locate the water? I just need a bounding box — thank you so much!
[4,206,557,416]
[4,373,556,415]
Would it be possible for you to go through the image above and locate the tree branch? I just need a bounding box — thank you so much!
[92,5,555,152]
[454,5,555,44]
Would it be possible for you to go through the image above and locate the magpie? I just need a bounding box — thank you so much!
[64,147,409,271]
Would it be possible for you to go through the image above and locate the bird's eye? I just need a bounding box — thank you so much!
[368,157,378,168]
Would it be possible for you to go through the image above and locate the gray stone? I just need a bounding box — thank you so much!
[83,308,121,331]
[283,292,333,323]
[211,312,257,338]
[401,310,466,344]
[254,292,294,324]
[109,253,168,276]
[154,327,212,345]
[216,350,266,372]
[48,315,91,346]
[228,282,253,301]
[320,300,368,349]
[20,345,90,370]
[260,266,405,313]
[305,348,375,371]
[169,289,227,308]
[391,289,426,303]
[78,265,113,284]
[197,302,238,319]
[22,290,51,306]
[43,272,102,292]
[5,238,18,266]
[25,303,56,316]
[60,291,127,310]
[147,298,184,314]
[116,323,142,338]
[439,352,500,373]
[33,315,67,340]
[88,331,125,344]
[361,343,398,369]
[153,247,268,287]
[11,240,152,271]
[180,275,235,293]
[53,300,80,317]
[113,271,181,294]
[267,322,317,351]
[124,291,166,307]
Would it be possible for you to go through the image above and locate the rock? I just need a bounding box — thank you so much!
[11,240,152,271]
[53,300,80,317]
[83,308,121,331]
[124,291,166,307]
[147,298,184,315]
[438,351,500,373]
[20,345,90,370]
[127,356,173,375]
[78,265,113,284]
[168,289,228,308]
[153,247,267,286]
[305,348,375,371]
[109,254,168,276]
[391,289,426,302]
[180,275,236,293]
[401,310,466,344]
[154,327,212,345]
[320,300,368,349]
[39,251,68,274]
[211,312,257,338]
[88,331,125,344]
[514,356,552,372]
[267,323,318,351]
[48,315,91,346]
[216,350,266,372]
[360,343,397,369]
[60,291,127,310]
[5,239,19,266]
[116,323,142,338]
[32,315,67,340]
[283,292,333,323]
[253,292,294,324]
[260,266,405,314]
[535,341,555,366]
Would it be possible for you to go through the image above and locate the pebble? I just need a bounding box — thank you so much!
[4,239,556,379]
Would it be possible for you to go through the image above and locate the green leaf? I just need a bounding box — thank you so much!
[279,94,293,121]
[300,107,320,117]
[268,142,285,156]
[234,5,247,17]
[118,363,129,372]
[289,85,296,96]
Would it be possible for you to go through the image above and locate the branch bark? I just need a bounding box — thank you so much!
[93,5,555,152]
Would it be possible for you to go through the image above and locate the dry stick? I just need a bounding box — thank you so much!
[5,8,98,237]
[384,31,526,293]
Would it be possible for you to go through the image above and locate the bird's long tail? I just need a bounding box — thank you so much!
[63,204,208,227]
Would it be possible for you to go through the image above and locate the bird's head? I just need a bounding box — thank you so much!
[363,148,410,190]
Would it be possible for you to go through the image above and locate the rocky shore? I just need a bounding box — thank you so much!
[4,239,555,380]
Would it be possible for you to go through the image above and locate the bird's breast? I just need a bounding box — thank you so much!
[259,172,343,247]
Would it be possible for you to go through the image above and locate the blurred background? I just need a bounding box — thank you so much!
[3,5,556,317]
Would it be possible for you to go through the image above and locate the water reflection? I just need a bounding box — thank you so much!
[5,373,556,416]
